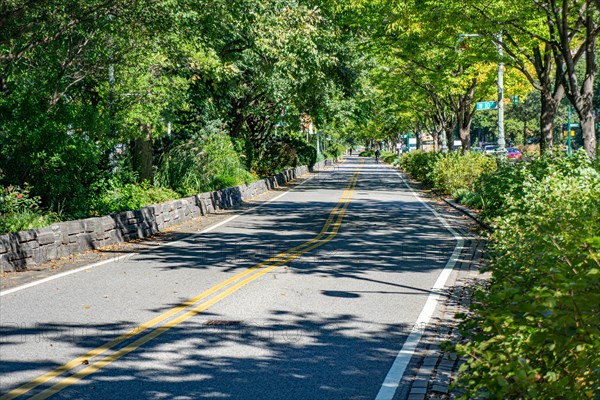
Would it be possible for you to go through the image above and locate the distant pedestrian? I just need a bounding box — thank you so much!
[375,149,381,163]
[349,148,353,156]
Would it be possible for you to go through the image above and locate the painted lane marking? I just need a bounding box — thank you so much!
[1,161,363,399]
[28,163,363,400]
[375,165,464,400]
[0,163,329,297]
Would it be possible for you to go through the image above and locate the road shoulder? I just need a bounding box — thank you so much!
[0,166,335,293]
[389,170,490,400]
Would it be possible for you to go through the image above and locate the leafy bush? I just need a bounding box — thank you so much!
[359,150,374,157]
[252,133,317,176]
[322,142,345,160]
[453,188,484,208]
[156,124,255,196]
[455,162,600,399]
[431,152,497,196]
[94,180,180,215]
[399,150,441,186]
[474,151,594,218]
[0,97,109,219]
[383,153,399,164]
[0,185,59,234]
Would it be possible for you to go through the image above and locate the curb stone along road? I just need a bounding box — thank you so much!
[441,198,491,232]
[0,161,337,292]
[0,161,337,274]
[393,172,491,400]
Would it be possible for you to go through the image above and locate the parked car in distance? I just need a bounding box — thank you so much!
[506,147,523,159]
[483,145,499,154]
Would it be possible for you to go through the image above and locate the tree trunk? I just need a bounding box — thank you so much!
[459,125,471,152]
[446,127,454,152]
[539,90,559,154]
[456,102,473,152]
[432,129,440,152]
[416,130,423,151]
[550,4,598,159]
[579,105,597,158]
[450,78,477,153]
[131,124,154,184]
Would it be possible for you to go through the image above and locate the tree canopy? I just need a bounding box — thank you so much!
[1,0,599,220]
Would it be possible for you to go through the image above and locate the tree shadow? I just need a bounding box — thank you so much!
[0,157,473,399]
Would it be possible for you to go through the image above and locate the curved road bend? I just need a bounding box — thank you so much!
[0,157,461,400]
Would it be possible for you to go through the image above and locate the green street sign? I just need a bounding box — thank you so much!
[476,101,497,110]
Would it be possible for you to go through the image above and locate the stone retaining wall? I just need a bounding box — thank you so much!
[0,161,333,273]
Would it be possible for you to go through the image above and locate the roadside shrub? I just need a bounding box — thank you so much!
[253,134,316,176]
[0,185,59,234]
[453,188,484,209]
[324,143,345,159]
[383,153,399,164]
[455,163,600,399]
[359,150,374,157]
[156,125,255,196]
[94,180,180,215]
[399,150,441,186]
[474,151,594,218]
[472,159,526,217]
[431,152,496,196]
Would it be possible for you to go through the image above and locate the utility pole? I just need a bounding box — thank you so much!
[496,32,505,151]
[456,32,505,151]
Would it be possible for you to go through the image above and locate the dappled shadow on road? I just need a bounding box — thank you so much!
[0,157,470,399]
[0,273,484,400]
[0,308,419,399]
[93,157,456,284]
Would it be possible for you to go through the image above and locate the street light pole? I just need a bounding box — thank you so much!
[456,32,505,151]
[496,32,506,151]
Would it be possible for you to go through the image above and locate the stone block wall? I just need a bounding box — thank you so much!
[0,162,327,273]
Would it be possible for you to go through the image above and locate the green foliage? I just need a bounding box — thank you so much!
[383,153,399,164]
[324,143,346,160]
[455,157,600,399]
[156,124,255,196]
[251,133,317,177]
[0,185,59,234]
[399,150,441,186]
[473,151,596,218]
[359,150,374,157]
[94,180,180,215]
[431,152,497,196]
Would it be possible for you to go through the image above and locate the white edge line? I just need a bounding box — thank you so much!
[0,254,135,297]
[374,169,465,400]
[0,166,328,297]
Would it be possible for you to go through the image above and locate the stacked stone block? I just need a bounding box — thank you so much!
[0,163,322,272]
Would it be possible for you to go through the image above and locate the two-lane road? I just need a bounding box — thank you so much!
[0,157,461,399]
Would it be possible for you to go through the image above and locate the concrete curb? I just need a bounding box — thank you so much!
[440,198,491,231]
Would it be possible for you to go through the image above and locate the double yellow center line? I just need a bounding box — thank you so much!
[2,161,364,399]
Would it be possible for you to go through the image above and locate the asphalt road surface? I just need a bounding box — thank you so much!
[0,157,462,400]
